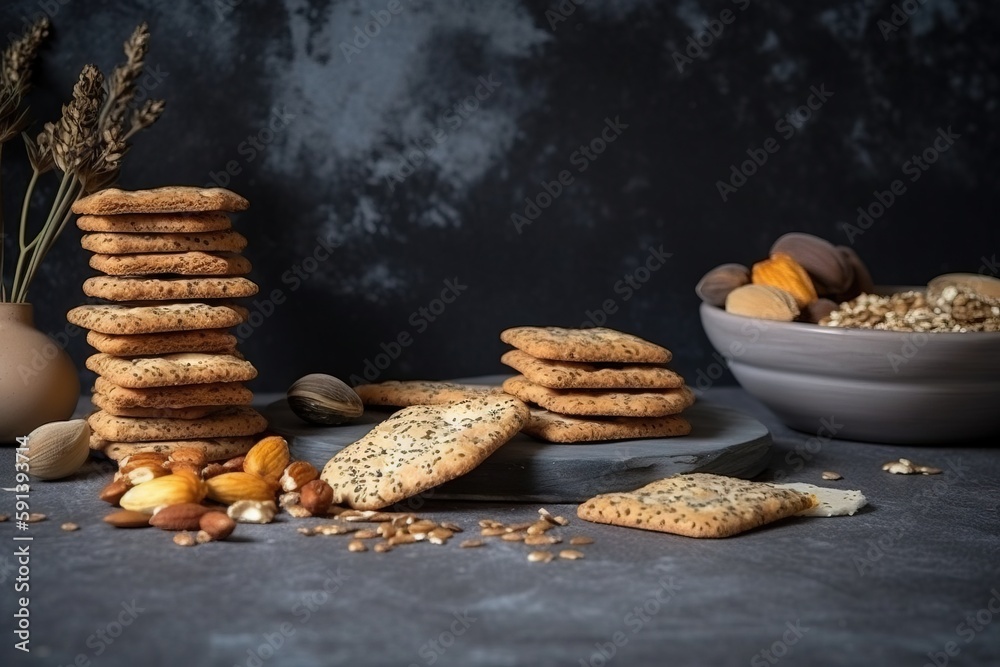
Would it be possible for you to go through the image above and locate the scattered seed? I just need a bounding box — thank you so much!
[195,530,213,544]
[409,519,437,533]
[297,527,316,536]
[342,510,377,522]
[26,513,46,523]
[429,527,453,540]
[373,542,393,553]
[0,514,9,522]
[538,508,555,522]
[528,550,554,563]
[460,539,485,548]
[377,523,397,539]
[173,532,196,547]
[882,458,941,475]
[526,521,552,535]
[478,519,503,529]
[348,540,367,552]
[569,536,594,546]
[388,533,417,546]
[354,529,378,539]
[61,522,79,532]
[552,515,570,526]
[525,534,561,546]
[559,549,585,560]
[506,522,534,532]
[440,521,463,533]
[429,536,446,545]
[315,523,353,536]
[481,527,505,537]
[501,532,525,542]
[285,505,312,519]
[821,471,843,481]
[278,492,301,509]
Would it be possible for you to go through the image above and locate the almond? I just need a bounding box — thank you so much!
[280,460,319,492]
[99,478,129,505]
[199,511,236,540]
[119,472,207,513]
[149,503,211,530]
[752,253,818,308]
[168,447,208,468]
[695,263,751,307]
[206,471,277,505]
[103,510,152,528]
[119,452,167,475]
[125,463,169,486]
[222,455,246,472]
[299,479,333,516]
[243,436,290,483]
[202,463,227,479]
[725,284,800,321]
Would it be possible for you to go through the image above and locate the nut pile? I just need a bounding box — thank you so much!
[696,232,873,323]
[821,274,1000,332]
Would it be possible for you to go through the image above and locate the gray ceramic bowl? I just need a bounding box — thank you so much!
[699,297,1000,444]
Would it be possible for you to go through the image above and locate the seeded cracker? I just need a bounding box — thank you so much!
[86,353,257,388]
[500,349,684,390]
[577,473,816,538]
[500,326,671,363]
[354,380,501,407]
[502,375,695,418]
[523,408,691,443]
[320,395,529,510]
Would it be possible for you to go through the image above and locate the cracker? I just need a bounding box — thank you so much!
[77,212,232,233]
[89,251,251,276]
[88,407,267,442]
[775,483,868,517]
[90,393,227,419]
[92,378,253,408]
[523,409,691,443]
[81,230,247,255]
[68,303,246,335]
[501,349,684,389]
[355,381,501,407]
[83,276,258,302]
[577,473,816,538]
[92,437,257,461]
[71,186,249,215]
[500,326,671,363]
[502,375,695,417]
[320,395,529,510]
[87,329,238,356]
[87,353,257,388]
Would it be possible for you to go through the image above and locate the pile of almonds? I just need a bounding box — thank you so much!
[696,232,873,323]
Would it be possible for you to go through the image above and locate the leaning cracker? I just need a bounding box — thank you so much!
[68,303,246,335]
[87,353,257,388]
[72,186,249,215]
[92,437,257,461]
[90,251,251,276]
[355,380,501,407]
[86,329,238,356]
[77,212,232,233]
[90,393,227,420]
[501,326,671,363]
[524,409,691,443]
[81,230,248,255]
[501,349,684,389]
[774,483,868,517]
[577,473,816,538]
[88,407,267,442]
[83,276,258,302]
[502,375,695,417]
[321,395,529,510]
[92,378,253,408]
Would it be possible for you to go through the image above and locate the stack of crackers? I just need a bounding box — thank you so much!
[498,326,695,443]
[67,187,267,463]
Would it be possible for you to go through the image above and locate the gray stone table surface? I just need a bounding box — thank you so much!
[2,388,999,667]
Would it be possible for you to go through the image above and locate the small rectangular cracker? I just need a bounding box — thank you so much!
[502,375,695,417]
[87,329,238,356]
[83,276,258,302]
[68,303,246,335]
[88,406,267,442]
[92,378,254,408]
[501,349,684,389]
[87,353,257,388]
[355,381,501,407]
[524,408,691,443]
[77,212,232,233]
[577,473,816,538]
[91,437,257,462]
[72,186,249,215]
[321,395,529,510]
[81,230,247,254]
[90,393,228,419]
[501,326,671,363]
[89,251,251,276]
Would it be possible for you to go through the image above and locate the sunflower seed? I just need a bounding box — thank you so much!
[552,515,569,526]
[506,522,534,532]
[297,527,316,536]
[478,519,503,529]
[501,532,525,542]
[569,536,594,546]
[460,539,484,548]
[409,520,437,534]
[821,471,843,481]
[559,549,585,560]
[348,540,367,552]
[526,521,552,535]
[538,508,556,523]
[315,523,353,536]
[285,505,312,518]
[388,533,417,546]
[26,513,46,523]
[429,527,454,540]
[354,529,378,539]
[377,523,397,538]
[61,522,79,532]
[173,532,196,547]
[481,527,505,537]
[524,534,561,546]
[441,521,463,533]
[373,542,393,553]
[528,550,553,563]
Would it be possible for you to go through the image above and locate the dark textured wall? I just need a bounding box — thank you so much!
[2,0,998,393]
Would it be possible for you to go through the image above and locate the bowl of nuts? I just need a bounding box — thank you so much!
[697,233,1000,444]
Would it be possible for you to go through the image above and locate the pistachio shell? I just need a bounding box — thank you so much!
[771,233,853,296]
[25,419,91,480]
[696,263,751,307]
[287,374,363,426]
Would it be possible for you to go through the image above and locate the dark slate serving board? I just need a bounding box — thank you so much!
[263,379,772,503]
